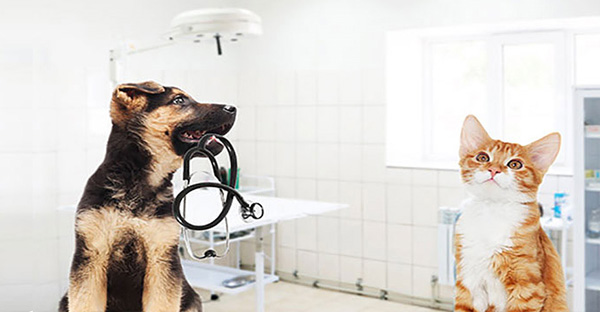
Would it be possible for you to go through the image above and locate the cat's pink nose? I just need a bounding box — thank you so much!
[488,167,501,178]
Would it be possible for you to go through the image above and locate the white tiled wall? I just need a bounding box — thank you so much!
[219,65,574,297]
[0,44,63,311]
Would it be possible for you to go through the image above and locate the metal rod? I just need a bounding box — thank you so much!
[255,227,265,312]
[215,34,222,55]
[236,241,241,269]
[431,275,453,305]
[125,40,176,56]
[278,272,453,311]
[109,50,118,87]
[270,223,276,276]
[209,230,215,298]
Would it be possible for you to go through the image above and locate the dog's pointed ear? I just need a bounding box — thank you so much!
[118,81,165,97]
[110,81,165,126]
[113,81,165,107]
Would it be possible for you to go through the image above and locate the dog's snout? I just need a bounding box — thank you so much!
[222,105,236,114]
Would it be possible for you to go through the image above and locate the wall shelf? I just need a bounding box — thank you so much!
[587,270,600,291]
[181,260,279,295]
[181,231,255,247]
[574,88,600,310]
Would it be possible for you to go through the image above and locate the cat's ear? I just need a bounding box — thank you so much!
[526,132,561,173]
[460,115,492,158]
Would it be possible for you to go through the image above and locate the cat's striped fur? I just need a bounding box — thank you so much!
[454,115,567,312]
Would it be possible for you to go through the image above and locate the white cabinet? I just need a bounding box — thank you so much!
[574,87,600,311]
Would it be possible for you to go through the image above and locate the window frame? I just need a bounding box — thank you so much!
[386,23,578,175]
[422,31,568,168]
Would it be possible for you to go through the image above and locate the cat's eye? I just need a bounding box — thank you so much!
[507,159,523,170]
[475,152,489,162]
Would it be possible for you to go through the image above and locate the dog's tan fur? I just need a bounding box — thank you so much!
[70,207,182,312]
[142,106,194,187]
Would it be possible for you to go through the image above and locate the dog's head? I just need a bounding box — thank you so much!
[110,81,236,160]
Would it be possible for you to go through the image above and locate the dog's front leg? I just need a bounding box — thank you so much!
[143,246,183,312]
[68,234,109,312]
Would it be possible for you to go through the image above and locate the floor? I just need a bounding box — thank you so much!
[197,281,440,312]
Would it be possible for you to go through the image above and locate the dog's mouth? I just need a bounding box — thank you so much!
[177,123,233,144]
[178,129,208,144]
[173,121,234,156]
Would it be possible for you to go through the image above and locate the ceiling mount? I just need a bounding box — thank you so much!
[109,8,262,84]
[167,8,262,55]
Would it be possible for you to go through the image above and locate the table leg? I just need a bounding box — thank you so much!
[562,227,568,280]
[237,241,241,269]
[255,226,265,312]
[209,231,217,300]
[271,223,276,276]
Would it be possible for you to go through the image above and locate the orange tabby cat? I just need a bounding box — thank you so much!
[454,115,567,312]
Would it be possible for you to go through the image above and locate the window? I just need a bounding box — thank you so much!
[387,24,573,173]
[502,40,563,145]
[426,40,487,161]
[575,33,600,85]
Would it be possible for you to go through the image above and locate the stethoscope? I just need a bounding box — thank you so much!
[173,134,264,260]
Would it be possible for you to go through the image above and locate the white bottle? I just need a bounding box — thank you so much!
[588,208,600,239]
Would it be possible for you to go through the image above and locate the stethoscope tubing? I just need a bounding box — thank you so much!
[173,133,263,232]
[173,182,259,231]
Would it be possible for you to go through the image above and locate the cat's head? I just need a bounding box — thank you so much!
[459,115,560,202]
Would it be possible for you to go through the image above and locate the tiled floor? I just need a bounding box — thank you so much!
[197,281,440,312]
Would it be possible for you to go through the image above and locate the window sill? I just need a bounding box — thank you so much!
[386,161,573,176]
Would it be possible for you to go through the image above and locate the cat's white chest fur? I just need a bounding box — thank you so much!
[456,198,529,312]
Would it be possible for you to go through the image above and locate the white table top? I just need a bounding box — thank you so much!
[180,193,347,232]
[174,170,347,232]
[540,216,573,231]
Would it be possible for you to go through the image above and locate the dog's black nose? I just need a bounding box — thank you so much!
[222,105,236,114]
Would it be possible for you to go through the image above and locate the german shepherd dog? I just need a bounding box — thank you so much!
[59,81,236,312]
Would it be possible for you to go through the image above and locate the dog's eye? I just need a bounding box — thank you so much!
[172,96,186,105]
[475,152,489,162]
[507,159,523,170]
